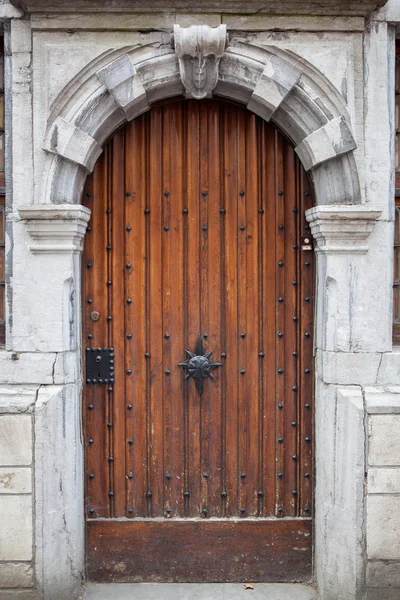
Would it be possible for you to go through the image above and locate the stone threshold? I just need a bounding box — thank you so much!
[84,583,318,599]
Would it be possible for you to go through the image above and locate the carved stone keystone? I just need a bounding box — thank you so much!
[174,24,227,99]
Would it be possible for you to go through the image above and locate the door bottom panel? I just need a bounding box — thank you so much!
[87,518,312,583]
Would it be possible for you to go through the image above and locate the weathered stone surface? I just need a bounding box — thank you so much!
[367,496,400,560]
[0,563,33,588]
[0,387,37,414]
[317,350,382,385]
[0,353,55,384]
[367,561,400,588]
[0,415,31,465]
[0,467,32,493]
[43,118,102,171]
[0,495,32,561]
[369,415,400,466]
[366,590,400,600]
[366,387,400,414]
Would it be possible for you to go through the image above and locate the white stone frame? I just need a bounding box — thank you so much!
[18,37,383,600]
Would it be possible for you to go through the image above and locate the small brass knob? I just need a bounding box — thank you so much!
[90,310,100,322]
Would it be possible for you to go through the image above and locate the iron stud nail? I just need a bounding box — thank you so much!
[91,378,97,384]
[278,190,284,196]
[164,333,170,339]
[108,456,114,462]
[127,404,132,410]
[293,280,298,286]
[278,261,284,267]
[146,490,152,497]
[240,225,245,231]
[305,472,310,478]
[305,436,311,442]
[109,491,114,496]
[86,191,92,198]
[164,190,170,197]
[184,491,190,497]
[106,208,111,214]
[220,208,226,214]
[278,224,284,230]
[145,352,150,358]
[293,244,298,250]
[87,298,93,304]
[88,404,94,410]
[278,436,284,443]
[183,208,188,214]
[293,351,298,356]
[293,316,298,321]
[89,473,95,479]
[277,472,283,478]
[86,378,91,384]
[128,439,133,445]
[221,352,226,358]
[202,190,208,197]
[88,334,93,339]
[305,332,310,337]
[128,473,133,479]
[240,472,246,479]
[305,191,310,197]
[202,225,208,231]
[203,472,209,478]
[240,369,246,374]
[166,473,172,480]
[240,332,246,338]
[89,508,95,514]
[240,508,246,513]
[305,261,310,267]
[87,261,93,268]
[305,368,310,373]
[258,208,264,214]
[292,385,297,391]
[278,297,283,303]
[259,351,265,357]
[292,208,298,214]
[127,333,132,339]
[305,403,310,408]
[126,298,132,304]
[106,245,112,251]
[257,490,264,496]
[203,333,208,339]
[304,506,310,513]
[239,190,245,196]
[126,263,132,268]
[107,316,112,321]
[221,491,227,497]
[144,208,151,214]
[165,369,171,375]
[292,454,297,460]
[108,387,113,392]
[126,226,132,232]
[278,402,284,409]
[107,280,112,286]
[88,438,93,444]
[292,421,297,427]
[164,226,169,231]
[305,296,311,302]
[277,368,283,374]
[278,332,284,338]
[128,508,134,514]
[278,507,283,513]
[203,508,208,514]
[292,489,298,495]
[126,192,131,197]
[107,422,113,428]
[166,508,172,513]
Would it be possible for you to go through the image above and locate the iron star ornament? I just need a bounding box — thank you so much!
[178,334,223,395]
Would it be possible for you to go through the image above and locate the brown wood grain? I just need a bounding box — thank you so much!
[83,98,315,581]
[87,518,312,583]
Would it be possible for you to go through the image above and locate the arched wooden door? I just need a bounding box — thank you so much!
[83,99,314,583]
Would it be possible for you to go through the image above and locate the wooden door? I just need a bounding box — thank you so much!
[83,99,314,583]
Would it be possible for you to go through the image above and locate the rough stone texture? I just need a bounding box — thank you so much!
[366,590,400,600]
[365,387,400,414]
[0,467,31,493]
[368,415,400,466]
[367,496,400,560]
[367,561,400,588]
[0,415,31,465]
[0,496,32,561]
[0,387,37,414]
[368,468,400,494]
[0,564,33,588]
[314,384,365,600]
[34,384,84,600]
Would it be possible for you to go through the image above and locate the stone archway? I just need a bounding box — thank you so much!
[19,25,382,600]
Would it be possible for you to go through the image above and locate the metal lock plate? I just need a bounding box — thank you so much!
[86,347,115,384]
[301,235,313,251]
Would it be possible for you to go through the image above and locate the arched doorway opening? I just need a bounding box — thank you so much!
[82,98,314,583]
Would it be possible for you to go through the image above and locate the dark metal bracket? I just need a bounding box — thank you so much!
[86,347,114,384]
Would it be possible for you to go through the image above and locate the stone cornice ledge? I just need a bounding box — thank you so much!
[18,204,91,253]
[305,205,382,254]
